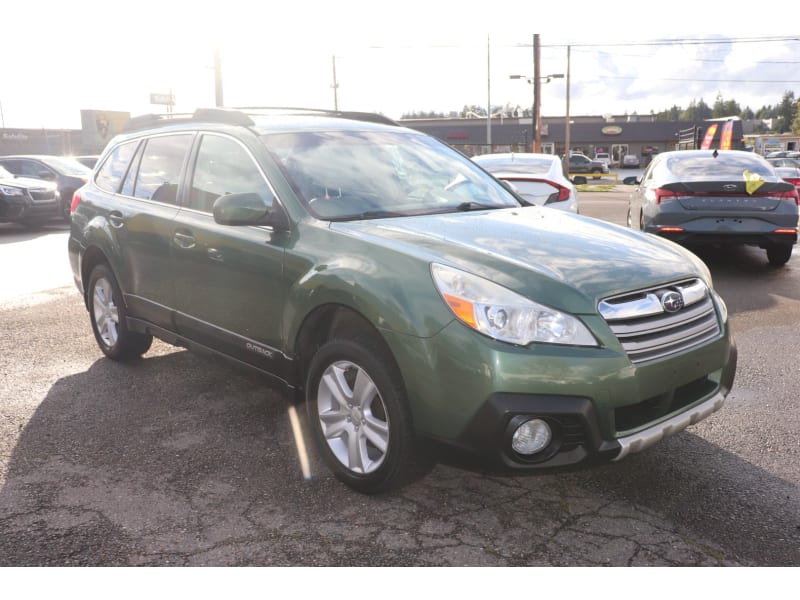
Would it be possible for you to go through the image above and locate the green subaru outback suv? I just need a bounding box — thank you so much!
[68,108,736,493]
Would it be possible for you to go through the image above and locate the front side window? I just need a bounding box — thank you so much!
[188,135,273,213]
[262,129,519,220]
[95,140,140,194]
[132,134,193,204]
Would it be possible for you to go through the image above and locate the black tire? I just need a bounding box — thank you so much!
[766,244,792,267]
[60,191,73,222]
[305,336,428,494]
[87,263,153,360]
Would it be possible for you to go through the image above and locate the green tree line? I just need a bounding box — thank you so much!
[403,91,800,134]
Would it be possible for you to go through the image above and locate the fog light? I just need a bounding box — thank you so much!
[511,419,552,455]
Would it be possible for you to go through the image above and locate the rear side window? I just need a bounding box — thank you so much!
[188,134,273,213]
[95,140,140,193]
[132,134,193,204]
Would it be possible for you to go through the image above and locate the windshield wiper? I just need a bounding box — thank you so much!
[456,201,504,211]
[354,209,404,220]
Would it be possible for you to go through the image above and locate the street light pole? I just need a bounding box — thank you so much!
[533,34,541,152]
[510,71,564,154]
[563,45,572,175]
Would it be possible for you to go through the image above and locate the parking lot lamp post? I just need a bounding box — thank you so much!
[510,73,564,153]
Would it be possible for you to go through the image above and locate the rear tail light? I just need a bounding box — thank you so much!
[776,189,800,205]
[658,226,685,233]
[547,183,572,203]
[70,189,82,214]
[654,188,678,204]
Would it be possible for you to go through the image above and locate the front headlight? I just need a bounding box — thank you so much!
[712,290,728,324]
[431,263,597,347]
[0,185,24,196]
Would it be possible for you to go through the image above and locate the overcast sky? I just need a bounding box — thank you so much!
[3,1,798,129]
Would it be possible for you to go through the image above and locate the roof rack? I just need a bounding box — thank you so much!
[230,107,399,127]
[122,106,398,133]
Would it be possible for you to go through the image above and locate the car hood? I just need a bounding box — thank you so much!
[334,206,708,314]
[0,175,57,190]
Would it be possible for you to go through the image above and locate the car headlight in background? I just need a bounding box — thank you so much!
[431,263,597,347]
[0,185,24,196]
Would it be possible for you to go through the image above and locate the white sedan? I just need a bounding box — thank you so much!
[472,153,579,213]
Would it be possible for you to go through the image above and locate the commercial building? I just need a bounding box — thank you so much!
[402,114,745,165]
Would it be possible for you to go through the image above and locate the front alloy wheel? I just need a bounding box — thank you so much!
[317,360,390,475]
[306,336,427,493]
[87,264,153,360]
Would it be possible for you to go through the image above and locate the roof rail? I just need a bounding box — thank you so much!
[122,106,397,133]
[230,106,399,127]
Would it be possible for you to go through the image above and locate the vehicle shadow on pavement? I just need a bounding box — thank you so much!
[1,345,797,566]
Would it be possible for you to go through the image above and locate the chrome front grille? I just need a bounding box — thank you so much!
[599,279,721,364]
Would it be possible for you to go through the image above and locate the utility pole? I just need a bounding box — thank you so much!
[331,56,339,111]
[487,35,491,149]
[563,45,572,175]
[533,34,541,153]
[214,48,224,107]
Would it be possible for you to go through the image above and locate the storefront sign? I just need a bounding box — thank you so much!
[601,126,622,136]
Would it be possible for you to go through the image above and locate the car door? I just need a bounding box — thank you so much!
[91,133,193,329]
[171,132,292,376]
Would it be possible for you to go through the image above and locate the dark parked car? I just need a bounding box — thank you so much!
[0,155,92,222]
[625,149,799,266]
[567,153,609,177]
[0,165,60,226]
[68,107,735,493]
[621,154,641,168]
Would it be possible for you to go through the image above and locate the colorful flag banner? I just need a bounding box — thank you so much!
[720,119,734,150]
[700,124,718,149]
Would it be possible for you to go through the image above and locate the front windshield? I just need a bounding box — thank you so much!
[262,129,520,220]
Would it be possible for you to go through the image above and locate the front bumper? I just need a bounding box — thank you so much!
[385,313,737,471]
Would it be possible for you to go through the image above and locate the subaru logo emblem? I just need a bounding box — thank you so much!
[661,291,684,313]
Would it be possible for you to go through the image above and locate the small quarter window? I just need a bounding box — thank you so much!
[95,140,140,194]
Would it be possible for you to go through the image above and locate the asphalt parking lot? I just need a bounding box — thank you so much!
[0,198,798,566]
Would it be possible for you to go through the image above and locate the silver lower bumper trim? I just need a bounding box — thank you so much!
[613,391,726,461]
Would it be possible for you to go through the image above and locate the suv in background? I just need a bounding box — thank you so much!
[0,165,60,226]
[568,153,610,177]
[0,155,92,222]
[68,107,736,493]
[594,152,611,168]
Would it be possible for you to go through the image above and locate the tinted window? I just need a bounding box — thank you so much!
[132,134,192,204]
[663,153,774,180]
[95,140,140,194]
[188,135,273,213]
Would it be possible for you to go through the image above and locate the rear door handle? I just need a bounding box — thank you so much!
[108,211,124,229]
[173,230,196,249]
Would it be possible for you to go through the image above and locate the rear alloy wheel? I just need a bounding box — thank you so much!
[766,244,793,267]
[306,336,427,493]
[87,264,153,360]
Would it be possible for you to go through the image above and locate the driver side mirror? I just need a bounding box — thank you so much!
[213,192,289,230]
